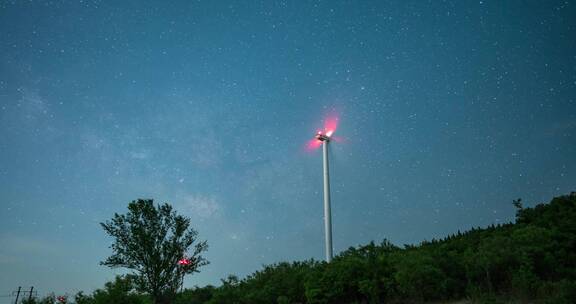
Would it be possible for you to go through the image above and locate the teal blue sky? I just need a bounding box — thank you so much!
[1,0,575,299]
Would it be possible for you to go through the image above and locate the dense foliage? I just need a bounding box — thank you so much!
[178,193,576,303]
[74,276,152,304]
[22,276,151,304]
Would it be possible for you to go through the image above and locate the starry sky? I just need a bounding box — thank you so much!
[1,0,575,299]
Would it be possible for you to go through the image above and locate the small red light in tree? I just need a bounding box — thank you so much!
[57,296,67,303]
[178,258,191,265]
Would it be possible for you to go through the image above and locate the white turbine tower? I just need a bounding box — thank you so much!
[315,130,333,262]
[307,117,339,262]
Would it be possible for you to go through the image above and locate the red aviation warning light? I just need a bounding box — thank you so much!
[307,115,339,151]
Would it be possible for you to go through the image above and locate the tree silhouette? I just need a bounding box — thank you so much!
[101,199,208,304]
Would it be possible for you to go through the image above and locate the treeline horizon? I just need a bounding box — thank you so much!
[24,192,576,304]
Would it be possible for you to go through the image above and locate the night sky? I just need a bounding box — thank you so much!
[1,0,575,299]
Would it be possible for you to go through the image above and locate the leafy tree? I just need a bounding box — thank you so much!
[206,275,242,304]
[174,285,215,304]
[101,199,208,304]
[95,275,151,304]
[74,291,94,304]
[237,261,317,304]
[71,276,151,304]
[394,251,448,301]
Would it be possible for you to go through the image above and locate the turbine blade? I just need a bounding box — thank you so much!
[324,115,339,135]
[306,138,322,151]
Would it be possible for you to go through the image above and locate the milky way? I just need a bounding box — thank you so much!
[1,0,575,297]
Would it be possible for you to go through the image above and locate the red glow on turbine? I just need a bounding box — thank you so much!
[306,138,323,151]
[323,116,339,134]
[305,113,342,152]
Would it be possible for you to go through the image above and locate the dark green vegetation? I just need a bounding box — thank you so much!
[100,199,208,304]
[26,193,576,304]
[22,277,152,304]
[163,193,576,303]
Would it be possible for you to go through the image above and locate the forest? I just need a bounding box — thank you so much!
[26,192,576,304]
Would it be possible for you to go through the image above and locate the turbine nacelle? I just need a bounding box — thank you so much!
[306,115,339,151]
[315,130,332,142]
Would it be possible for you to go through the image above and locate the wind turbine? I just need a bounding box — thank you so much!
[307,116,339,262]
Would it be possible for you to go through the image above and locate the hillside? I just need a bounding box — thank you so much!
[32,193,575,304]
[176,193,576,304]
